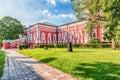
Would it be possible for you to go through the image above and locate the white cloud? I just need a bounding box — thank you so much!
[60,0,70,3]
[42,10,49,14]
[42,10,75,20]
[47,0,56,6]
[42,10,51,17]
[40,19,47,23]
[0,0,42,26]
[52,13,76,20]
[0,0,76,26]
[54,9,58,12]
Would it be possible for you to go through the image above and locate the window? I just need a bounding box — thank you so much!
[70,32,74,41]
[64,32,67,41]
[31,34,32,41]
[78,30,82,43]
[53,34,56,42]
[41,32,46,43]
[34,33,36,41]
[58,33,61,42]
[92,28,97,38]
[48,33,51,44]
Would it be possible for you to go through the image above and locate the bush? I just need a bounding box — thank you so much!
[88,38,101,44]
[34,44,68,48]
[102,43,111,48]
[56,44,67,48]
[34,43,111,49]
[18,44,29,50]
[44,46,48,50]
[0,41,2,49]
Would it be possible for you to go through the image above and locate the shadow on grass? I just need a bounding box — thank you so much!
[39,57,57,63]
[73,62,120,80]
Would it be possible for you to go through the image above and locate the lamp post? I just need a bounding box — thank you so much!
[67,24,73,52]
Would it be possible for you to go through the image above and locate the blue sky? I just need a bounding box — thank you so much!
[0,0,77,27]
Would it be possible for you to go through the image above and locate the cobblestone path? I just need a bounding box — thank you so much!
[0,49,78,80]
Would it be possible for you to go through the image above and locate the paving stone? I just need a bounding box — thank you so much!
[0,49,78,80]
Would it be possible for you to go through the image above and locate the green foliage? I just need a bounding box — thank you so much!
[44,46,48,50]
[0,41,2,48]
[35,44,68,48]
[115,26,120,48]
[73,43,111,48]
[19,48,120,80]
[88,38,101,44]
[34,43,111,49]
[0,50,5,77]
[18,44,29,50]
[71,0,120,43]
[0,16,25,40]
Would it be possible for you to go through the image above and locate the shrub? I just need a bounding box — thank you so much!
[44,46,48,50]
[35,44,68,48]
[0,41,2,49]
[88,38,101,44]
[73,44,81,47]
[18,44,29,50]
[34,43,111,49]
[102,43,111,48]
[56,44,67,48]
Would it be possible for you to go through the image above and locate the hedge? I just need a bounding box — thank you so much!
[18,44,29,50]
[34,43,111,48]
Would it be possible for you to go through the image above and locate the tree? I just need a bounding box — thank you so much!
[0,16,25,40]
[115,25,120,48]
[71,0,120,50]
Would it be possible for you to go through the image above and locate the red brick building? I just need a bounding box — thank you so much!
[2,20,104,49]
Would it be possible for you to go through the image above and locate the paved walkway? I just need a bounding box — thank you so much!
[0,49,77,80]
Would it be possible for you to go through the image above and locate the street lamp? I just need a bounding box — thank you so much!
[67,24,73,52]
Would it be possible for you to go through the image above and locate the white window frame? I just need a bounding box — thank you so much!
[64,32,67,43]
[92,28,97,38]
[53,34,57,43]
[48,33,51,44]
[58,33,61,43]
[34,33,36,41]
[78,30,82,43]
[41,32,46,44]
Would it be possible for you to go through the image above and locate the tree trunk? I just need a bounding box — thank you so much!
[112,38,116,50]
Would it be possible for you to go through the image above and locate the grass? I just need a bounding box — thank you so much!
[18,48,120,80]
[0,50,5,77]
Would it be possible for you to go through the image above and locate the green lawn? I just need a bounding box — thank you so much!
[0,50,5,77]
[18,48,120,80]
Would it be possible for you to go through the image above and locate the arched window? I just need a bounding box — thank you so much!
[31,34,32,41]
[34,33,36,41]
[70,32,74,42]
[53,34,57,43]
[48,33,51,44]
[78,30,82,43]
[58,33,62,43]
[92,28,97,38]
[64,32,67,43]
[41,32,46,44]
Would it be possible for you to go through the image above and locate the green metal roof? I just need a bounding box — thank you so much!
[3,40,14,42]
[42,22,58,27]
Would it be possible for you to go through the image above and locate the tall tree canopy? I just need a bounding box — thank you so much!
[0,16,25,40]
[71,0,120,40]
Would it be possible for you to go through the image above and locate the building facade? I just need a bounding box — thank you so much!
[2,20,104,49]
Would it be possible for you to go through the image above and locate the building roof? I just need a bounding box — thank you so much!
[25,20,86,30]
[25,22,58,30]
[59,20,86,26]
[3,40,14,42]
[42,22,58,27]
